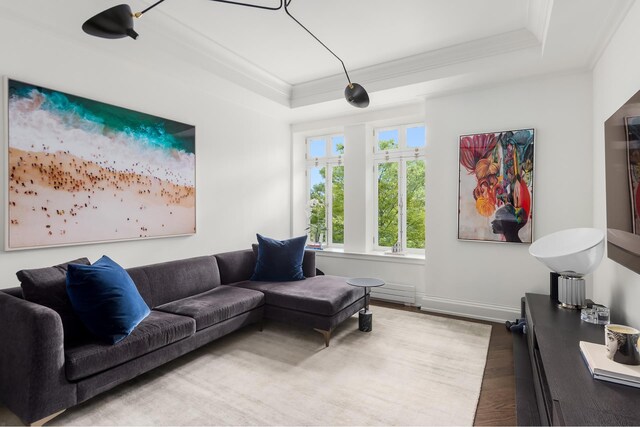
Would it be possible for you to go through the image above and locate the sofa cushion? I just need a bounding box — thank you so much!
[233,275,366,316]
[17,257,91,344]
[127,256,222,308]
[251,234,307,282]
[215,249,256,284]
[65,310,195,381]
[66,256,151,344]
[155,286,264,331]
[252,244,316,278]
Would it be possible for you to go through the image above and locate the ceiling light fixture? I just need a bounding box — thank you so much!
[82,0,369,108]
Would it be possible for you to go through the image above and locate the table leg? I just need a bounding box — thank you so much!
[359,287,373,332]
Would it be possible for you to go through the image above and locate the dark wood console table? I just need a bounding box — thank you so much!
[514,293,640,425]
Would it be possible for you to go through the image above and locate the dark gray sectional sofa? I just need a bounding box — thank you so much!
[0,248,366,425]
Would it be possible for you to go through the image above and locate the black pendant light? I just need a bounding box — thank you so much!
[344,83,369,108]
[81,0,369,108]
[82,4,139,40]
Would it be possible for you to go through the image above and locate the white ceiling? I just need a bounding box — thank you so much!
[154,0,528,85]
[0,0,635,119]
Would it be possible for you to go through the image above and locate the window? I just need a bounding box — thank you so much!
[374,124,426,251]
[306,134,344,246]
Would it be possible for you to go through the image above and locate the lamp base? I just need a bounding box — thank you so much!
[558,276,586,309]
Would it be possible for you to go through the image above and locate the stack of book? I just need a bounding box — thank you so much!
[580,341,640,388]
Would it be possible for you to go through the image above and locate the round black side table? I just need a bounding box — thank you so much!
[346,277,385,332]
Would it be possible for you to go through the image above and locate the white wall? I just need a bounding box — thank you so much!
[292,73,593,321]
[0,17,291,287]
[592,1,640,327]
[422,73,594,321]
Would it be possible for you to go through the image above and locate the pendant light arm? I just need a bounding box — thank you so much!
[210,0,283,11]
[136,0,167,18]
[137,0,283,18]
[283,1,353,87]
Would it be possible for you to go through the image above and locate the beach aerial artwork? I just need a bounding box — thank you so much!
[7,79,195,249]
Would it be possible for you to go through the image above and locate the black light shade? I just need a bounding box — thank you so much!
[344,83,369,108]
[82,4,139,40]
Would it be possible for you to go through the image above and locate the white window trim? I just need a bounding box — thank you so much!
[305,134,345,248]
[373,124,426,253]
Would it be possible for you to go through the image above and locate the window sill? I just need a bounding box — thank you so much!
[313,247,425,265]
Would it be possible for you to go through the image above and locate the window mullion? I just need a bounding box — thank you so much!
[374,161,381,248]
[326,164,333,246]
[399,159,406,251]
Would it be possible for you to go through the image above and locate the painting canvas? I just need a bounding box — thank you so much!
[6,79,195,250]
[458,129,534,243]
[626,116,640,234]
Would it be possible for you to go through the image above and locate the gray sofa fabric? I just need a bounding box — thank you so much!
[215,249,256,284]
[75,308,263,404]
[65,311,196,381]
[2,286,23,298]
[233,275,363,316]
[156,285,264,331]
[0,248,362,425]
[128,256,221,308]
[266,297,366,331]
[16,257,91,343]
[0,293,77,424]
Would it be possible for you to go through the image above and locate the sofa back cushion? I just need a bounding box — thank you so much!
[17,257,91,343]
[1,287,23,298]
[126,256,221,308]
[215,249,256,284]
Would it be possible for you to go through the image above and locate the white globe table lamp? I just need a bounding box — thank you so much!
[529,228,605,309]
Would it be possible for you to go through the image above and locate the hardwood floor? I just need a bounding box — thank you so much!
[371,300,517,426]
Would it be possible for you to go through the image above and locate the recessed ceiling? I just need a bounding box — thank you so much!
[0,0,633,117]
[154,0,528,85]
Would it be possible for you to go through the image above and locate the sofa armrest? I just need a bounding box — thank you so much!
[0,292,76,424]
[303,250,316,278]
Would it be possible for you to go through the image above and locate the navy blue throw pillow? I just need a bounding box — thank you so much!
[66,256,150,344]
[250,234,307,282]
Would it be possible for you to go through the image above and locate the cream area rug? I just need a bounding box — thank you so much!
[0,307,491,426]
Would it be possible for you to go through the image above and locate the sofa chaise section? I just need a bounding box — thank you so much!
[215,249,368,346]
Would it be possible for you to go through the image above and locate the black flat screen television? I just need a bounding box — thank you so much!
[605,89,640,274]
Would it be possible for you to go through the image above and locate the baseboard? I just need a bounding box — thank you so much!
[416,295,519,323]
[370,282,416,305]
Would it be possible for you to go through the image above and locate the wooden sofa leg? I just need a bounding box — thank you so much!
[258,319,264,332]
[313,328,332,347]
[29,409,65,426]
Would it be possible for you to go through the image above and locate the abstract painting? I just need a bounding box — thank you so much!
[6,79,195,250]
[458,128,534,243]
[626,116,640,234]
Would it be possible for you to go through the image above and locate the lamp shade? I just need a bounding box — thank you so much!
[82,4,139,40]
[344,83,369,108]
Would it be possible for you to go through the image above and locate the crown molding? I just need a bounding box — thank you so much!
[587,0,635,70]
[0,3,293,108]
[526,0,554,52]
[290,28,541,108]
[138,5,293,106]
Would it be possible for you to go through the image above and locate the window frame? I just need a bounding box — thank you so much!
[305,133,345,248]
[373,123,426,253]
